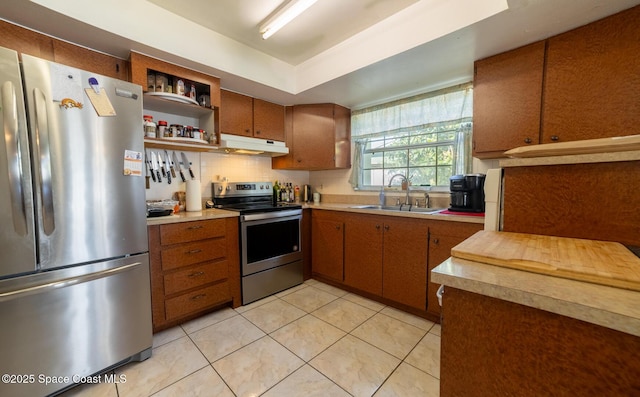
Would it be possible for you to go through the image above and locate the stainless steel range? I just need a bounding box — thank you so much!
[213,181,303,304]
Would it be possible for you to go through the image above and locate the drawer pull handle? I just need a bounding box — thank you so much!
[188,271,205,278]
[190,293,206,301]
[187,225,204,230]
[186,249,202,254]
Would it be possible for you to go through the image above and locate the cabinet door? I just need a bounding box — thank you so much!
[220,90,253,137]
[427,222,482,317]
[382,218,429,310]
[344,214,383,295]
[52,41,129,80]
[0,20,54,61]
[311,214,344,282]
[473,42,545,158]
[542,6,640,143]
[253,98,285,141]
[292,104,335,169]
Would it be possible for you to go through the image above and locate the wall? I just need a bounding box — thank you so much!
[307,147,500,205]
[145,151,309,204]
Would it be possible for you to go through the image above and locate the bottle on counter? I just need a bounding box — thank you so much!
[294,185,300,203]
[273,181,280,205]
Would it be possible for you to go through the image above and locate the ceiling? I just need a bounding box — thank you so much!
[148,0,422,65]
[1,0,639,109]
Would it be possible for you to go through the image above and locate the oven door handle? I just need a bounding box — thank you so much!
[241,209,302,222]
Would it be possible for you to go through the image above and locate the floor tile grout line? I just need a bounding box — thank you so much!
[147,280,439,397]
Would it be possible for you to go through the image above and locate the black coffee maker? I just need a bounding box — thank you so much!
[449,174,486,213]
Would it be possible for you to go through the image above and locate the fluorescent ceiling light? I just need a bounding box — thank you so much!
[260,0,317,40]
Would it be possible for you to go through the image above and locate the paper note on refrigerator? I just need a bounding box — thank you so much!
[85,87,116,116]
[124,150,142,176]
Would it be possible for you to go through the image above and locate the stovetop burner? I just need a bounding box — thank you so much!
[212,181,302,214]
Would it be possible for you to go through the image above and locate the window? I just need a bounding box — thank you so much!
[349,83,473,189]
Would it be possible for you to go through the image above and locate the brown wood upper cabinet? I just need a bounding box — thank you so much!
[0,20,128,80]
[473,42,545,158]
[272,104,351,170]
[219,89,285,141]
[542,5,640,144]
[473,5,640,158]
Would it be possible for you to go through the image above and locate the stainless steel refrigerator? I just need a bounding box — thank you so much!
[0,46,152,396]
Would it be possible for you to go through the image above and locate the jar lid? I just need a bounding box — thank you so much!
[143,114,153,119]
[158,120,168,126]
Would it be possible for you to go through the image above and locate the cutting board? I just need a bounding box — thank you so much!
[451,231,640,291]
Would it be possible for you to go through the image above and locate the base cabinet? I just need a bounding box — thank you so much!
[441,288,640,396]
[344,214,383,295]
[311,211,344,282]
[382,217,430,310]
[343,214,429,310]
[312,210,481,319]
[148,218,241,332]
[427,221,483,317]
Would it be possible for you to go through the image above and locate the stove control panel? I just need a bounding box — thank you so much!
[213,181,272,198]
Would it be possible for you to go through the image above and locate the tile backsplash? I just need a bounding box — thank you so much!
[145,148,498,205]
[145,151,309,202]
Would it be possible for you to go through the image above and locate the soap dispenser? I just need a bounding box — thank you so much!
[379,187,385,206]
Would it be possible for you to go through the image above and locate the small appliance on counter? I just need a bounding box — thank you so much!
[302,184,312,203]
[449,174,486,213]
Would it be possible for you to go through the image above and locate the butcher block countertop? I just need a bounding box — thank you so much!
[432,231,640,337]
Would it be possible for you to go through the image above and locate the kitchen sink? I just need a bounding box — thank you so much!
[349,205,445,214]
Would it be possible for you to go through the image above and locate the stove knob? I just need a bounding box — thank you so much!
[217,186,223,192]
[260,185,264,190]
[225,186,230,191]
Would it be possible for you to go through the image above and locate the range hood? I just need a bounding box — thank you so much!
[218,133,289,157]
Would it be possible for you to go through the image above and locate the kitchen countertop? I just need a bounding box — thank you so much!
[432,257,640,337]
[306,202,485,224]
[146,203,485,226]
[146,208,239,225]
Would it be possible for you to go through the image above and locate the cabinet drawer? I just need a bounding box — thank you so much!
[160,219,226,245]
[161,238,227,271]
[165,282,230,321]
[164,260,229,296]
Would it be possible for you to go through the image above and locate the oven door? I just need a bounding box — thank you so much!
[240,209,302,276]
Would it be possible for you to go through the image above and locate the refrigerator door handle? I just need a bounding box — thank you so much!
[0,262,143,302]
[33,87,55,235]
[1,81,27,236]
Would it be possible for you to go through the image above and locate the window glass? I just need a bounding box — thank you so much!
[349,83,473,190]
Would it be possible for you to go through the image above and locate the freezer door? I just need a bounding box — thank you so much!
[0,46,37,278]
[21,55,148,270]
[0,254,152,397]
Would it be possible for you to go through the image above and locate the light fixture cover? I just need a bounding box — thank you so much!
[260,0,318,39]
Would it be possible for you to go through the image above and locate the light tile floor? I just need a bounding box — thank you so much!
[60,279,441,397]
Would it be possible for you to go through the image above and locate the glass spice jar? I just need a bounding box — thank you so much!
[157,120,168,138]
[143,115,156,138]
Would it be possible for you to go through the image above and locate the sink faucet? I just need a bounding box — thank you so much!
[388,174,410,206]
